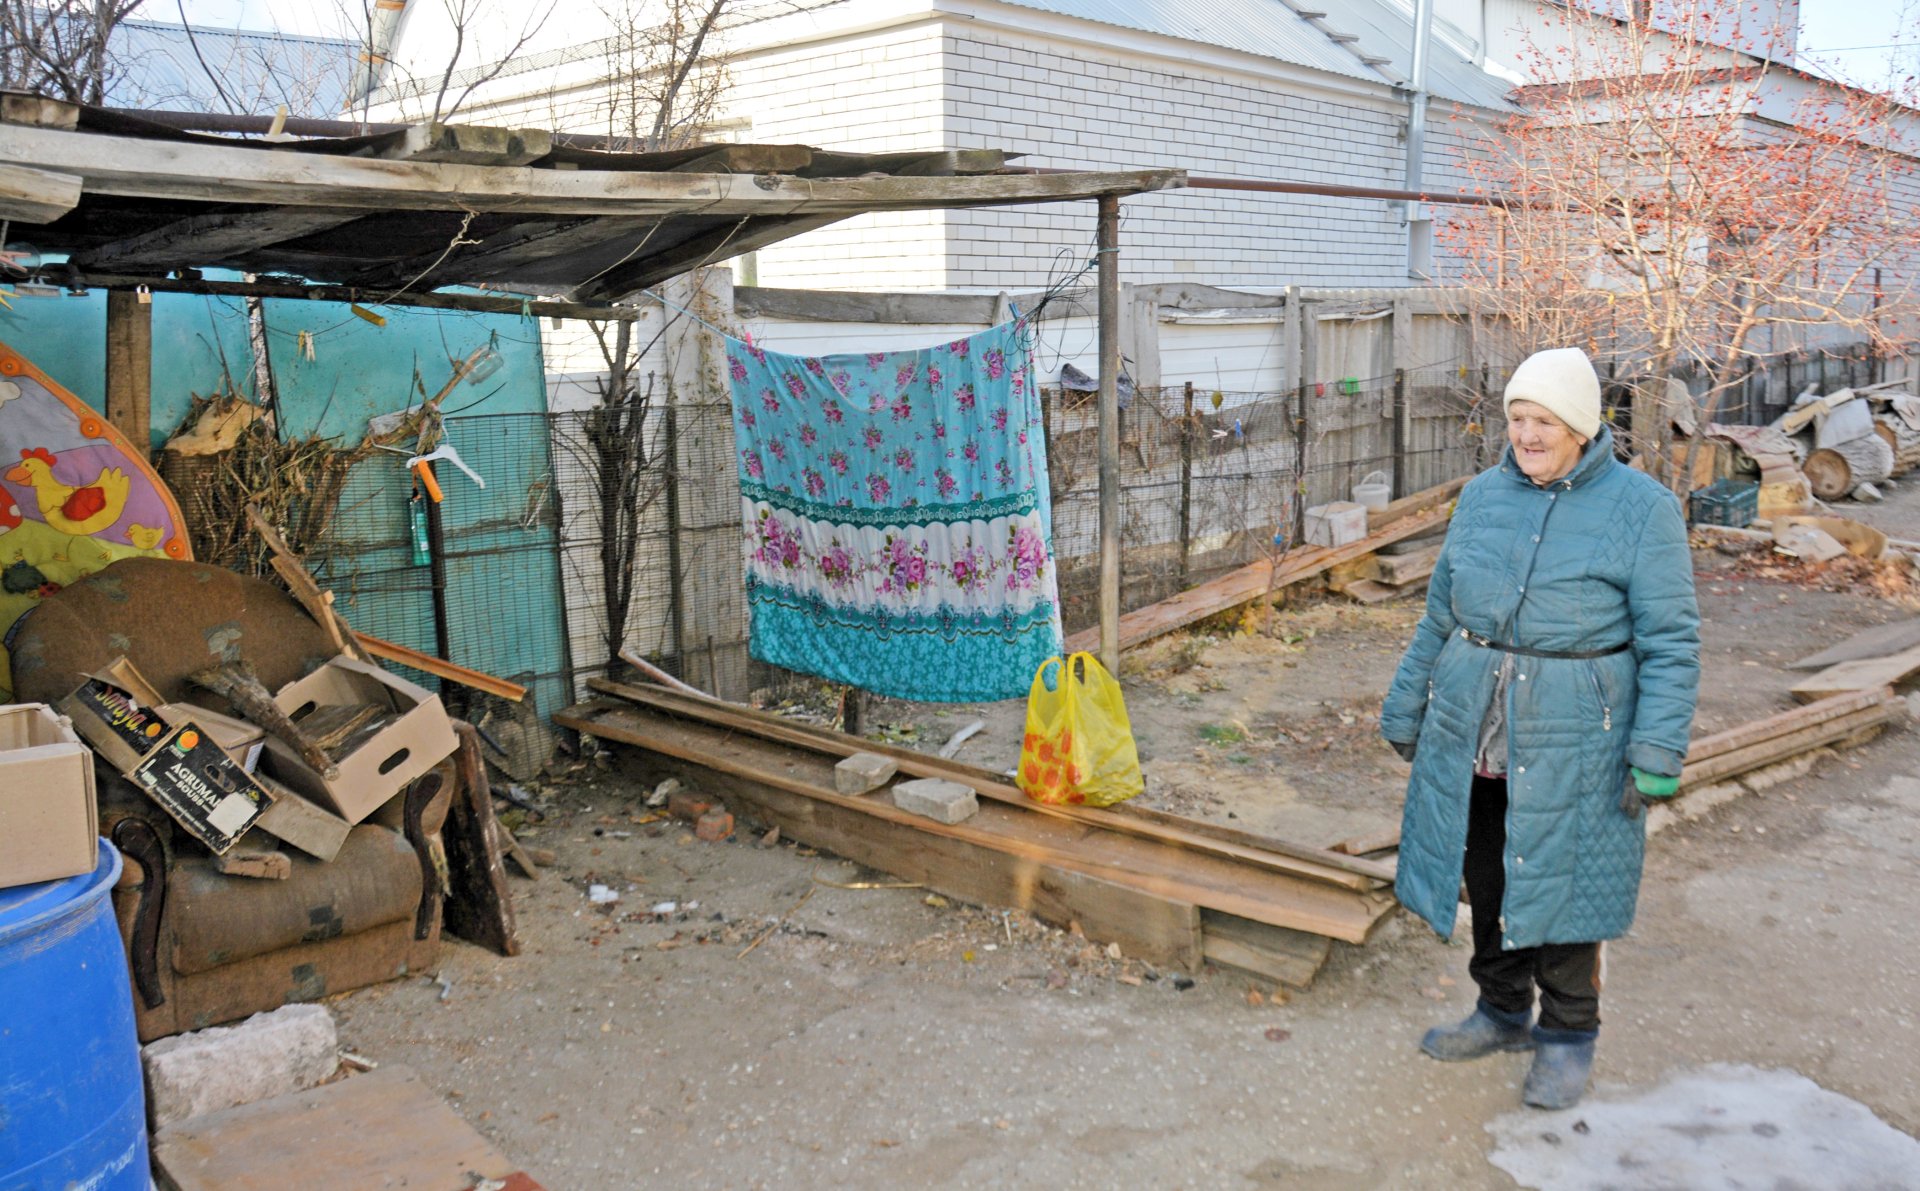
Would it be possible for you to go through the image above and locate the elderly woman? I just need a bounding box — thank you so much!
[1380,347,1700,1110]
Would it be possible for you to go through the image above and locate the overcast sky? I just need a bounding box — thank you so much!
[168,0,1915,91]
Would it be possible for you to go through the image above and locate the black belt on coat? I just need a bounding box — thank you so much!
[1458,627,1629,660]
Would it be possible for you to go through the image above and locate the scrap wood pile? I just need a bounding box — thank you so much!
[558,677,1403,989]
[1689,380,1920,520]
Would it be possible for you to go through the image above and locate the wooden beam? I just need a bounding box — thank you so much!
[342,214,660,290]
[1062,498,1454,655]
[355,633,527,703]
[0,93,79,130]
[1685,686,1893,765]
[72,207,367,271]
[349,122,553,166]
[104,289,151,453]
[0,122,1184,216]
[559,697,1394,943]
[0,162,81,223]
[1097,193,1122,673]
[587,677,1394,888]
[76,270,641,321]
[734,286,1004,325]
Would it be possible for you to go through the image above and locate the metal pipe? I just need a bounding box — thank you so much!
[1096,193,1122,673]
[1404,0,1437,273]
[1180,175,1513,208]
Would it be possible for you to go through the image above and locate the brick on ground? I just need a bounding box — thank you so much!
[892,777,979,825]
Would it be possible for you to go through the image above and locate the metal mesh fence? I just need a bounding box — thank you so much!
[1044,367,1504,630]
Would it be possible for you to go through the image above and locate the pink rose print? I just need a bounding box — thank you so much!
[828,449,850,476]
[829,371,851,396]
[935,468,958,499]
[1012,367,1027,397]
[747,344,767,365]
[995,459,1014,489]
[865,473,892,503]
[895,363,918,389]
[768,438,788,462]
[963,442,980,463]
[742,450,764,480]
[836,497,854,508]
[728,355,747,382]
[753,515,802,570]
[869,394,886,412]
[933,419,947,439]
[1006,525,1048,591]
[991,407,1008,432]
[880,535,929,594]
[803,357,825,377]
[890,394,913,422]
[799,424,818,447]
[927,364,943,390]
[947,337,970,359]
[1017,428,1028,445]
[739,408,757,430]
[822,400,845,424]
[863,425,884,450]
[866,352,886,368]
[819,544,855,588]
[955,384,976,412]
[783,373,806,400]
[761,389,780,414]
[984,347,1006,380]
[802,467,827,498]
[893,447,915,473]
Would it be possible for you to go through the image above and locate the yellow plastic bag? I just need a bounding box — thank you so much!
[1017,652,1144,807]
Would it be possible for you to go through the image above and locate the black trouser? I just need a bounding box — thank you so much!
[1464,774,1602,1034]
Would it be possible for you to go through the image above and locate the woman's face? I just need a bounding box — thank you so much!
[1507,400,1589,484]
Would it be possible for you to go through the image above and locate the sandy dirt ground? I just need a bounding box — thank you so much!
[333,483,1920,1189]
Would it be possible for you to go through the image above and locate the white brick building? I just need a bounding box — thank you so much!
[373,0,1516,293]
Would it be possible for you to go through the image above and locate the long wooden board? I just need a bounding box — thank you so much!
[1681,699,1895,789]
[558,699,1396,944]
[586,677,1393,888]
[1062,499,1453,654]
[1683,687,1893,765]
[1787,617,1920,672]
[1790,645,1920,702]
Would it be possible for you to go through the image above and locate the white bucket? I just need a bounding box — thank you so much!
[1352,470,1391,512]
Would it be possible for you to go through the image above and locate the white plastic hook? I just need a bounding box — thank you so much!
[404,443,485,489]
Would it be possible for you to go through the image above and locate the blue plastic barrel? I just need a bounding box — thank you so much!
[0,839,149,1190]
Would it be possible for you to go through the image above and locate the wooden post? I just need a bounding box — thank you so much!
[1392,368,1408,500]
[1096,194,1121,674]
[663,390,686,679]
[104,289,152,455]
[1178,380,1194,590]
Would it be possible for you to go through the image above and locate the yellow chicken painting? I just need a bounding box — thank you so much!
[5,447,133,536]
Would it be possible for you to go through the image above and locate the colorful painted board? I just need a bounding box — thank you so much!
[0,340,191,699]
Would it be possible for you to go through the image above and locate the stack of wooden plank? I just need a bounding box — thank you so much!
[558,679,1402,988]
[1328,537,1443,604]
[1679,686,1901,790]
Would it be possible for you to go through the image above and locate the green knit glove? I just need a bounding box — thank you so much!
[1631,767,1680,798]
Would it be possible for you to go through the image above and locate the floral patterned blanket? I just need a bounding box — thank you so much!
[725,321,1061,702]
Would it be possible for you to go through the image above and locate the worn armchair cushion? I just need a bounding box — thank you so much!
[169,826,423,976]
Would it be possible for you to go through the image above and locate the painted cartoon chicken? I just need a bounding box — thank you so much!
[6,448,132,536]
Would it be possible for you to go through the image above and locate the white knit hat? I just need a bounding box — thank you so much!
[1503,347,1602,440]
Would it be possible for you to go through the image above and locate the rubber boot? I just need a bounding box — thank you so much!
[1419,1001,1534,1061]
[1522,1026,1597,1109]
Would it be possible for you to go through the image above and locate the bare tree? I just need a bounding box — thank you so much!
[0,0,145,103]
[1439,1,1920,487]
[598,0,729,150]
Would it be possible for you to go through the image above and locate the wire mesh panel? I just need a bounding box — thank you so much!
[311,412,573,736]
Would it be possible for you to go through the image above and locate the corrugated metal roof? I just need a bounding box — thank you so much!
[989,0,1515,109]
[106,21,356,118]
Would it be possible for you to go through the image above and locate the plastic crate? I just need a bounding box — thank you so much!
[1689,478,1759,527]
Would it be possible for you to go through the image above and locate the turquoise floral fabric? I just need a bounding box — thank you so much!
[725,321,1061,702]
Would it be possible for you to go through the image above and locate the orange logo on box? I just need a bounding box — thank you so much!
[145,722,162,737]
[176,730,200,751]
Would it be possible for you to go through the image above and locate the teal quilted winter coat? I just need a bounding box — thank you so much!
[1380,427,1700,948]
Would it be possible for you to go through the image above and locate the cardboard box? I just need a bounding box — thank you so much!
[252,773,352,863]
[61,663,273,856]
[262,657,458,824]
[158,703,265,772]
[0,703,98,889]
[1304,501,1369,548]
